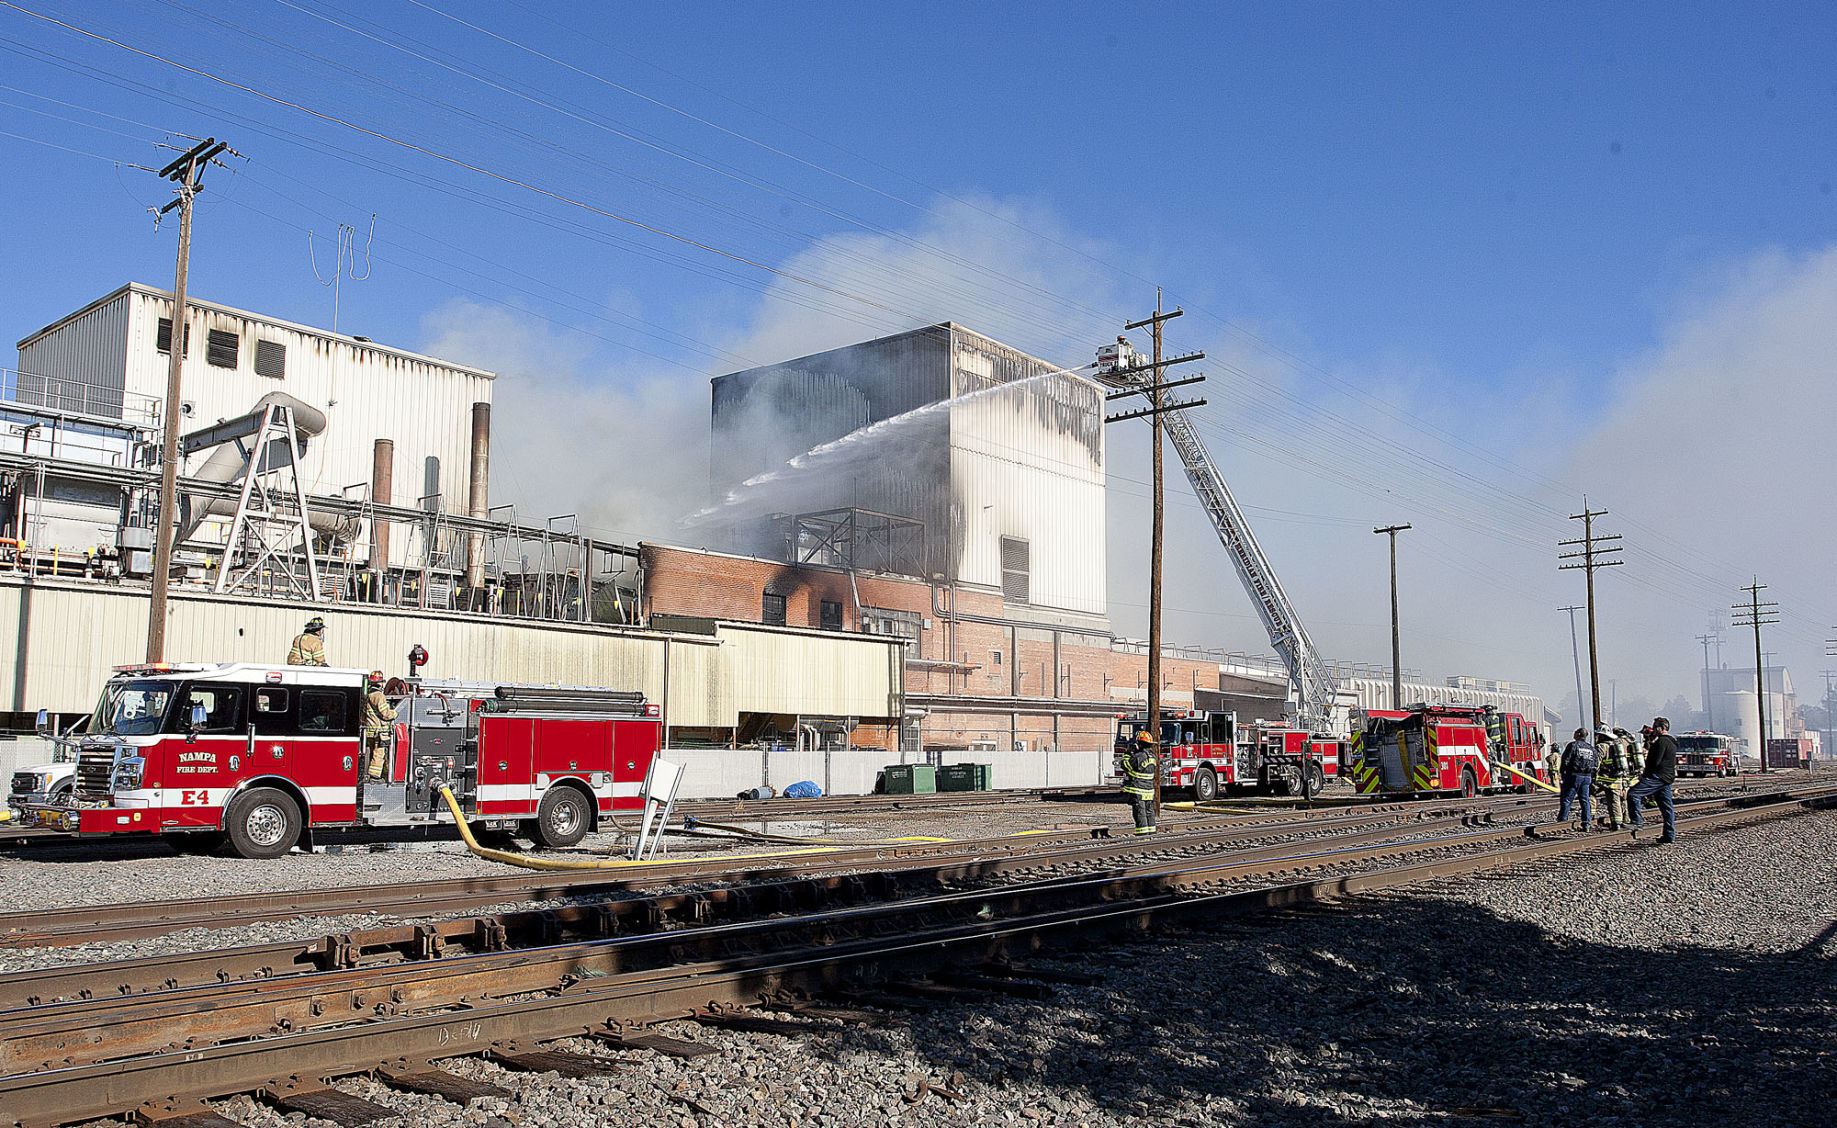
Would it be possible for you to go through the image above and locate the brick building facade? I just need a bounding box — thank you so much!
[640,542,1258,756]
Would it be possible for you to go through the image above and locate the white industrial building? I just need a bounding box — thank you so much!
[10,282,493,571]
[706,323,1108,634]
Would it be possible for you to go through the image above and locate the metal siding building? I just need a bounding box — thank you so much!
[0,578,901,731]
[1343,676,1547,733]
[15,284,494,568]
[708,324,1106,626]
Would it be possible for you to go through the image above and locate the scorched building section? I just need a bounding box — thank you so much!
[707,323,1107,633]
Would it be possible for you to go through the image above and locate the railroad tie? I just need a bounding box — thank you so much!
[592,1030,719,1058]
[377,1066,512,1104]
[488,1048,629,1078]
[263,1087,396,1127]
[133,1111,245,1128]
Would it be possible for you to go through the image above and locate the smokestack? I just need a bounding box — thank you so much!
[369,438,393,588]
[465,401,490,589]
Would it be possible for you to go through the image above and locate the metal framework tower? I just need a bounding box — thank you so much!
[214,402,321,600]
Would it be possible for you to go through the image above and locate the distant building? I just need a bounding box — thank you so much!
[1704,664,1800,753]
[8,282,493,571]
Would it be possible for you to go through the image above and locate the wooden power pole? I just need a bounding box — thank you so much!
[1733,580,1779,772]
[1374,523,1411,708]
[146,137,229,662]
[1559,500,1622,730]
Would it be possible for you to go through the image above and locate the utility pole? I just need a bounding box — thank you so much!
[1374,523,1411,709]
[146,137,230,662]
[1559,605,1587,732]
[1099,297,1205,819]
[1821,667,1834,771]
[1558,499,1622,730]
[1732,579,1779,772]
[1696,630,1720,732]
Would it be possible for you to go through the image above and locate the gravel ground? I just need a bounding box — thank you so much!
[54,802,1837,1128]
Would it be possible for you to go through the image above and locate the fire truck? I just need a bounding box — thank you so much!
[1677,732,1738,776]
[1113,710,1345,800]
[1345,704,1546,797]
[11,661,661,858]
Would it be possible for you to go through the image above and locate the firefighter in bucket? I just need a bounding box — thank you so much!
[1122,729,1159,835]
[362,671,397,780]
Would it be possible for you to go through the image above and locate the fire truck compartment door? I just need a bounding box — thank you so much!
[1377,731,1408,790]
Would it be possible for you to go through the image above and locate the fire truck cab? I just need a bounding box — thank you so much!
[1677,732,1737,777]
[1347,704,1545,797]
[13,662,660,858]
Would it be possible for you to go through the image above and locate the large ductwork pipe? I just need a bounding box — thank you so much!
[369,438,393,573]
[177,392,351,540]
[464,401,490,589]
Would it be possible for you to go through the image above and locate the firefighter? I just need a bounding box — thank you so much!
[1593,728,1633,830]
[1121,729,1159,835]
[287,617,328,667]
[362,671,396,780]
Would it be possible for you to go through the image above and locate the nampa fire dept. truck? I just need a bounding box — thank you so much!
[12,662,660,858]
[1347,704,1546,797]
[1114,710,1344,800]
[1677,732,1738,777]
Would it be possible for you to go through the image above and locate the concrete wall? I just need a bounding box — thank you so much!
[667,744,1110,799]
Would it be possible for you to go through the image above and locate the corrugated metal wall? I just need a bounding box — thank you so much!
[0,579,902,728]
[16,291,131,417]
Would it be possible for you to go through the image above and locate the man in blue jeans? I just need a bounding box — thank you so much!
[1557,727,1596,831]
[1627,716,1678,843]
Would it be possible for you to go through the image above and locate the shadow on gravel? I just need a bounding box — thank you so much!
[825,895,1834,1127]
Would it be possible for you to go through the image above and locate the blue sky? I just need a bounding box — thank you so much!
[2,1,1834,725]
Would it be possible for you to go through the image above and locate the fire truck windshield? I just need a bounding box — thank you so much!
[1676,736,1724,751]
[90,680,177,736]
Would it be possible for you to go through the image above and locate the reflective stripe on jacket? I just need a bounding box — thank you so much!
[287,633,327,666]
[1122,748,1158,798]
[362,690,396,737]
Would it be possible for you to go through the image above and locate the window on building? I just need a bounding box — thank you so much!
[1000,535,1030,604]
[820,599,843,631]
[206,329,239,369]
[991,650,1003,667]
[155,318,190,357]
[762,592,786,626]
[254,339,286,379]
[861,607,920,647]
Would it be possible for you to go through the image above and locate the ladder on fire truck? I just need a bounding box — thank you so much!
[1096,343,1342,735]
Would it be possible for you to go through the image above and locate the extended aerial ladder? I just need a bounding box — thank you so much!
[1095,340,1345,737]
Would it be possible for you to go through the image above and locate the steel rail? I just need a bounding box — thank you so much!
[1,788,1827,1128]
[0,804,1485,1002]
[0,799,1463,950]
[7,784,1826,1062]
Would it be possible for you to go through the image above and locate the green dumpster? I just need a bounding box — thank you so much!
[882,764,937,795]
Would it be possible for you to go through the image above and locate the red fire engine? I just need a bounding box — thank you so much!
[1346,704,1546,797]
[1677,732,1738,776]
[1113,710,1344,800]
[14,661,660,858]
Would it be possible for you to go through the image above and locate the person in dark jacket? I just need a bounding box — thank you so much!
[1121,730,1159,835]
[1627,716,1678,843]
[1558,727,1596,831]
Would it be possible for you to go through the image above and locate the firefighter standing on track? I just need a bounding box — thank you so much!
[287,617,328,666]
[1122,729,1159,836]
[362,671,396,780]
[1593,728,1633,830]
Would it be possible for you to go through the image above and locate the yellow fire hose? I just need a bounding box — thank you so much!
[436,786,953,871]
[1491,760,1561,796]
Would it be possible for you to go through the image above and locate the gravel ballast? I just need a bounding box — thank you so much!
[41,801,1835,1128]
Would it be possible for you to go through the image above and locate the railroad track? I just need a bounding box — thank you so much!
[1,783,1829,1127]
[0,798,1471,951]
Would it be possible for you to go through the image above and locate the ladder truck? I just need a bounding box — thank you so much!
[1096,338,1350,795]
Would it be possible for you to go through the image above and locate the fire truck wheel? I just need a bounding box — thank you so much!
[225,788,302,859]
[1309,762,1326,795]
[533,786,592,849]
[1459,768,1478,799]
[168,831,225,856]
[1193,767,1219,803]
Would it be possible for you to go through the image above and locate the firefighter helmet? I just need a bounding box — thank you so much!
[304,616,325,633]
[367,670,384,685]
[1134,730,1158,745]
